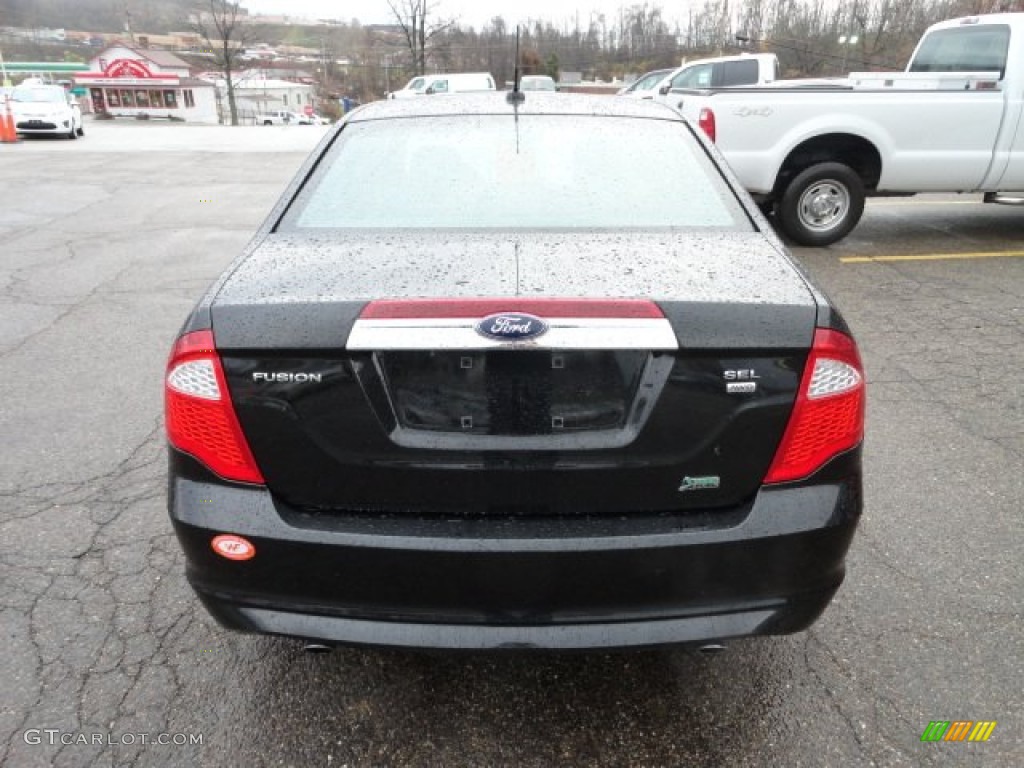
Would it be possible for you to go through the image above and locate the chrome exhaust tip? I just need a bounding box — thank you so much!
[303,643,333,654]
[984,192,1024,206]
[697,643,727,655]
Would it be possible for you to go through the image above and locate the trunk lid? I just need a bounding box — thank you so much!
[212,231,817,515]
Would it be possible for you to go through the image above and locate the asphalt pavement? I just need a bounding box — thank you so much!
[0,120,1021,767]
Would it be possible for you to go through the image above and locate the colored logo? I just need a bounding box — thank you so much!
[211,534,256,561]
[920,721,996,742]
[103,59,155,79]
[475,313,549,342]
[678,475,721,492]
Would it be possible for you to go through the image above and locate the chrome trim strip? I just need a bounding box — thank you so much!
[346,318,679,350]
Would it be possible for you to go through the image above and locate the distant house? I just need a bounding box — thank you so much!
[201,72,315,123]
[74,44,218,123]
[248,67,316,85]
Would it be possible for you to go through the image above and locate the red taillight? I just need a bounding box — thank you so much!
[764,328,865,484]
[164,330,264,484]
[698,107,716,142]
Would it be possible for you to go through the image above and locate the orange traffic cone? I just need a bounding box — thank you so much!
[1,100,19,143]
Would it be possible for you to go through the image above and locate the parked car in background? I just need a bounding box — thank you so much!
[9,83,83,139]
[519,75,557,91]
[292,112,326,125]
[257,110,295,125]
[617,68,674,97]
[619,53,779,102]
[676,12,1024,245]
[423,72,496,95]
[165,93,865,652]
[388,72,496,98]
[387,76,427,99]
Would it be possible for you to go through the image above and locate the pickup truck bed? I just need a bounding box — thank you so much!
[677,13,1024,245]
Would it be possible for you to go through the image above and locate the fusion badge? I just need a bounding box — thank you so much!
[252,372,323,383]
[475,312,549,342]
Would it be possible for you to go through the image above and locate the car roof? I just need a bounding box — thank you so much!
[639,68,673,77]
[636,68,674,81]
[348,93,684,122]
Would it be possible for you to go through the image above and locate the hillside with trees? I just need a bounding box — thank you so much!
[1,0,1019,102]
[1,0,201,33]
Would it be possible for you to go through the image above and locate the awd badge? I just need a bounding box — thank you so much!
[678,475,721,492]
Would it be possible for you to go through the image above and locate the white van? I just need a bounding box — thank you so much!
[388,72,496,99]
[388,76,428,99]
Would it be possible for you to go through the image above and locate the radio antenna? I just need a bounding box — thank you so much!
[507,25,525,104]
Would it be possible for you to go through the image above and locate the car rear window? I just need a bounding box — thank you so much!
[282,114,751,231]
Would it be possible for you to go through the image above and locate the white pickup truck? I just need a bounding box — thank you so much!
[676,13,1024,245]
[257,109,296,126]
[619,53,779,101]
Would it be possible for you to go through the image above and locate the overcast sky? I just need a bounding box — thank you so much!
[240,1,687,31]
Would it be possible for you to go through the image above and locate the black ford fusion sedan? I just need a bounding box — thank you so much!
[166,94,864,651]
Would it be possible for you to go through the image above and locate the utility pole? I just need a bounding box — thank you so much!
[124,2,136,44]
[318,37,328,116]
[0,47,10,88]
[838,34,859,75]
[320,37,328,89]
[717,0,730,55]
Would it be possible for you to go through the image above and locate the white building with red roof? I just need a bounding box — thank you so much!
[75,45,218,124]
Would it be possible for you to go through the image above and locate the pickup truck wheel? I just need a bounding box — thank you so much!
[778,162,865,246]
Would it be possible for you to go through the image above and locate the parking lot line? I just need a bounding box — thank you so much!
[840,250,1024,264]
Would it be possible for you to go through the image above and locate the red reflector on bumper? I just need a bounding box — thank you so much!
[212,534,256,561]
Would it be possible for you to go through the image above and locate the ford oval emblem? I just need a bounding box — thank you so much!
[475,312,549,341]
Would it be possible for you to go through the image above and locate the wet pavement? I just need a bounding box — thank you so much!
[1,121,1021,766]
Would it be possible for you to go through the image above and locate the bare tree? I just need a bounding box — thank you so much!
[738,0,777,48]
[193,0,252,125]
[385,0,454,74]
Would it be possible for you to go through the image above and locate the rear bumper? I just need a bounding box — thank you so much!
[169,453,861,650]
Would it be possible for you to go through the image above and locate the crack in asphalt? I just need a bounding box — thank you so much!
[0,249,139,361]
[802,631,878,764]
[0,417,172,767]
[0,428,167,765]
[4,147,1021,767]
